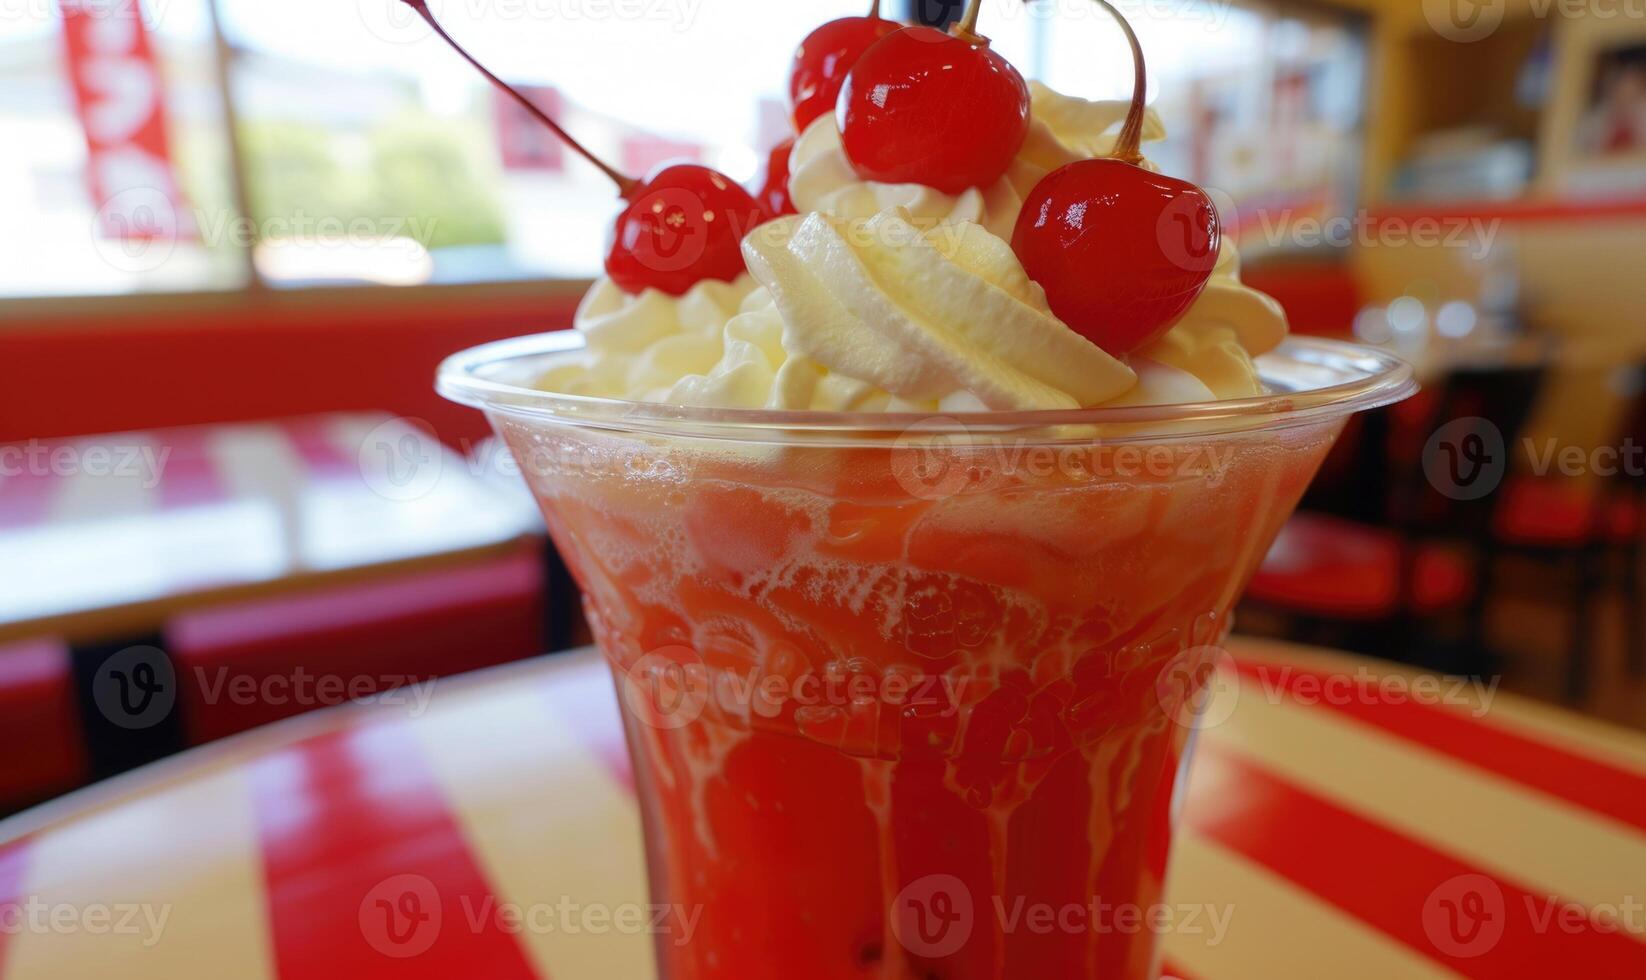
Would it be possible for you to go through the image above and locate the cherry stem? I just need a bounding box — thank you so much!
[953,0,986,42]
[868,0,881,18]
[1086,0,1146,165]
[399,0,639,197]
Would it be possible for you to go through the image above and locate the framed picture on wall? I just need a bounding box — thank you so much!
[1540,13,1646,196]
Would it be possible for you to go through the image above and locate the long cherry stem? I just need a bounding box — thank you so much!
[1086,0,1146,165]
[868,0,882,18]
[399,0,639,197]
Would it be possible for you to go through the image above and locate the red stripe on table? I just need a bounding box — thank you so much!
[1186,743,1646,977]
[155,427,227,510]
[1233,659,1646,834]
[0,463,57,529]
[0,841,32,976]
[537,659,632,792]
[250,719,541,979]
[280,416,358,481]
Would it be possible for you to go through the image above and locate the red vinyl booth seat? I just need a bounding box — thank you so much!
[167,549,543,745]
[1247,513,1475,620]
[0,639,88,809]
[1492,477,1642,548]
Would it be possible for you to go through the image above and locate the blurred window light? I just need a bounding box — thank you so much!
[1434,300,1478,338]
[1386,296,1428,335]
[1353,306,1391,345]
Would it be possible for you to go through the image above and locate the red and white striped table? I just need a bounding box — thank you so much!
[0,640,1642,979]
[0,414,536,645]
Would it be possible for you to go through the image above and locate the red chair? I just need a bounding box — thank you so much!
[1246,513,1476,648]
[1483,470,1645,700]
[0,639,89,811]
[1246,367,1544,668]
[167,548,544,744]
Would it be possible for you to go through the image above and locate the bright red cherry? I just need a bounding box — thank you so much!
[606,163,764,295]
[399,0,761,296]
[1011,0,1220,355]
[835,0,1029,195]
[752,137,797,220]
[789,0,899,132]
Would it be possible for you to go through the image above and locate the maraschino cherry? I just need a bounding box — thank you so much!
[789,0,899,132]
[1011,0,1220,355]
[834,0,1029,195]
[753,137,797,219]
[399,0,762,296]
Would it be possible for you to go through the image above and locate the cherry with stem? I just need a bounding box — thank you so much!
[398,0,763,296]
[788,0,899,132]
[834,0,1031,194]
[1010,0,1222,357]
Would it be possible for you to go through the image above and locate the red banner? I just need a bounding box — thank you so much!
[58,0,192,242]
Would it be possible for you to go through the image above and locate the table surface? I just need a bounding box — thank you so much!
[0,414,537,645]
[0,639,1643,979]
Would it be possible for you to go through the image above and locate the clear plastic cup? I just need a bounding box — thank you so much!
[439,333,1413,979]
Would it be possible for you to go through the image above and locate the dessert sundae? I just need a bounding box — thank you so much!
[422,1,1414,976]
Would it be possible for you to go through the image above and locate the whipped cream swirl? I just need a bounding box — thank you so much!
[539,81,1288,412]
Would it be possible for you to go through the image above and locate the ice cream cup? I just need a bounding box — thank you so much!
[439,331,1413,979]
